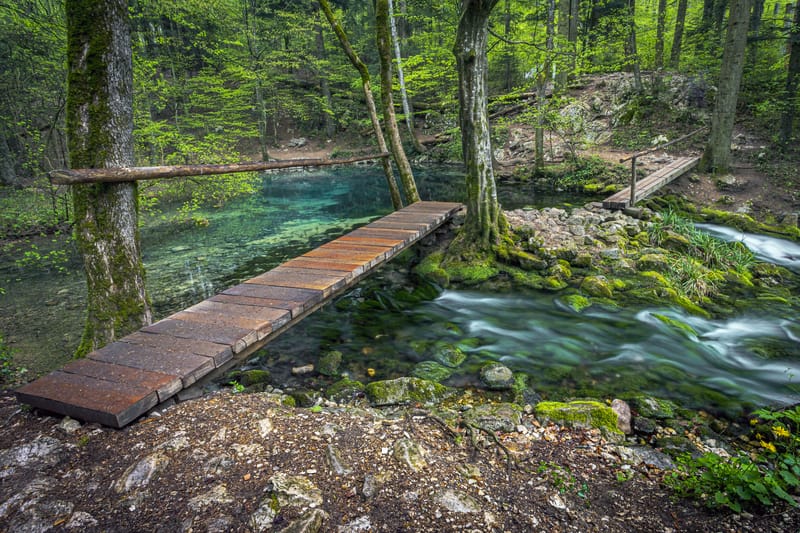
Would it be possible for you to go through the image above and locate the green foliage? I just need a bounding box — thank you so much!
[228,380,245,394]
[537,461,589,499]
[0,333,25,386]
[665,407,800,513]
[0,185,70,239]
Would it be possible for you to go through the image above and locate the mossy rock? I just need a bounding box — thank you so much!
[479,362,515,390]
[580,275,613,298]
[317,350,343,376]
[548,260,572,281]
[365,377,451,406]
[414,251,449,286]
[563,294,592,312]
[534,400,622,436]
[444,259,499,285]
[326,377,365,403]
[637,253,669,271]
[627,396,678,419]
[507,248,548,271]
[505,266,545,289]
[289,389,320,408]
[411,361,454,383]
[543,276,569,291]
[583,182,604,194]
[652,313,697,337]
[433,343,467,368]
[555,247,578,263]
[660,230,691,252]
[638,270,671,286]
[570,253,593,268]
[228,369,271,387]
[462,402,522,432]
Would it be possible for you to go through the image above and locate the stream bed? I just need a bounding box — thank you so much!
[1,166,798,415]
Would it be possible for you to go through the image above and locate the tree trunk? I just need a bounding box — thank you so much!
[670,0,688,69]
[389,0,425,153]
[655,0,667,70]
[318,0,403,210]
[702,0,752,173]
[66,0,151,357]
[556,0,570,89]
[376,0,420,203]
[315,21,336,140]
[0,132,16,186]
[536,0,556,170]
[454,0,503,251]
[780,0,800,144]
[749,0,765,66]
[503,0,513,91]
[626,0,644,92]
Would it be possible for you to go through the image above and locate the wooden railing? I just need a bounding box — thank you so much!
[619,127,707,207]
[49,152,391,185]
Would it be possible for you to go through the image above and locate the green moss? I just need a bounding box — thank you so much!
[411,361,454,382]
[325,377,365,403]
[583,182,604,193]
[652,313,697,336]
[505,266,545,289]
[580,276,613,298]
[637,253,669,271]
[571,253,593,268]
[414,251,450,286]
[535,400,622,435]
[563,294,592,312]
[543,276,568,291]
[432,343,467,368]
[228,369,271,387]
[365,377,451,406]
[639,270,670,286]
[445,259,499,285]
[549,260,573,280]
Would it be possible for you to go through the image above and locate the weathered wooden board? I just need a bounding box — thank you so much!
[60,358,182,402]
[89,341,217,387]
[15,201,463,428]
[120,331,233,367]
[142,319,253,354]
[16,371,159,428]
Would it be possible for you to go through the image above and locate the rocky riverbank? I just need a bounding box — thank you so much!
[1,388,798,532]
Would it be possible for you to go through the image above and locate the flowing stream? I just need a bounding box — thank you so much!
[1,166,798,415]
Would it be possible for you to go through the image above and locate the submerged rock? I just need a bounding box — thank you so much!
[411,361,454,383]
[479,362,515,390]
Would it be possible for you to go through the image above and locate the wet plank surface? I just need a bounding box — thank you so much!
[15,201,463,427]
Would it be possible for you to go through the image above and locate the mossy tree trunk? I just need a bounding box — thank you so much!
[701,0,752,173]
[536,0,556,170]
[780,0,800,145]
[376,0,420,204]
[66,0,151,357]
[669,0,688,69]
[389,0,426,154]
[318,0,403,210]
[453,0,503,254]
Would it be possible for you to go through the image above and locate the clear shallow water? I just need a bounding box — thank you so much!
[1,166,798,416]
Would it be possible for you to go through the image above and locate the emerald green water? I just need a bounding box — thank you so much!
[1,166,798,416]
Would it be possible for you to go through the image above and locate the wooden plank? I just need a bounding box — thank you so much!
[120,331,233,367]
[171,310,272,340]
[320,241,395,255]
[142,319,252,354]
[184,300,292,326]
[603,157,699,209]
[219,283,322,316]
[16,371,159,428]
[347,228,420,243]
[271,264,355,281]
[365,220,432,231]
[303,247,387,264]
[281,257,367,273]
[60,358,182,403]
[247,270,347,295]
[89,340,217,387]
[336,235,406,249]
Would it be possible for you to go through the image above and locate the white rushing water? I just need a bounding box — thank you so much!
[695,223,800,272]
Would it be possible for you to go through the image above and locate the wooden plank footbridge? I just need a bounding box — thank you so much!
[16,155,462,427]
[602,127,706,210]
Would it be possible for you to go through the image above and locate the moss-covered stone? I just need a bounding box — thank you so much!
[580,275,613,298]
[365,377,451,406]
[660,230,691,252]
[414,251,450,286]
[411,361,454,382]
[444,259,499,285]
[571,253,593,268]
[325,377,365,403]
[228,369,271,387]
[639,270,671,286]
[433,343,467,368]
[543,276,569,291]
[628,396,678,419]
[505,266,545,289]
[317,350,342,376]
[479,362,515,390]
[637,253,669,271]
[563,294,592,312]
[652,313,697,336]
[535,400,622,436]
[462,402,522,432]
[548,260,572,280]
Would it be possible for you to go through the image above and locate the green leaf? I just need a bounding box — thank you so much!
[779,469,800,487]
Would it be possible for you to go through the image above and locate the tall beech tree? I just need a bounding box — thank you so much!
[376,0,420,203]
[66,0,151,356]
[453,0,503,252]
[780,0,800,144]
[702,0,752,173]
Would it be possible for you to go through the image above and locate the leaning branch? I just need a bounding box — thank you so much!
[49,153,391,185]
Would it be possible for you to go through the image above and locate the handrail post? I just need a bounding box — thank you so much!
[629,155,637,207]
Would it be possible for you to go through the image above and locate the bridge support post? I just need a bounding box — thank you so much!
[628,155,637,207]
